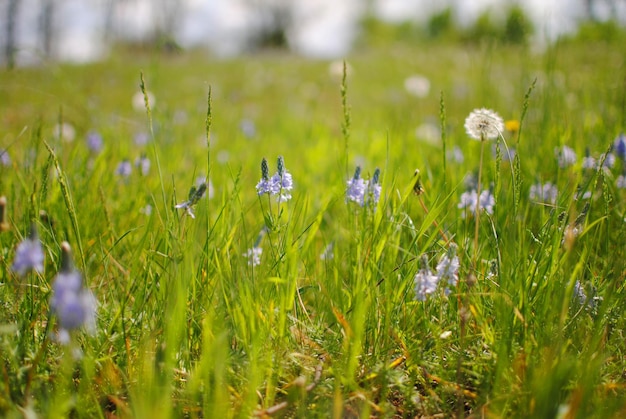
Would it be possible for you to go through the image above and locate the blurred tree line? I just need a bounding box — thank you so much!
[2,0,626,68]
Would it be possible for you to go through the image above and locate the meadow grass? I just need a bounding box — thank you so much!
[1,40,626,417]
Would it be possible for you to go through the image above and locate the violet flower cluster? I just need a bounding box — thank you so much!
[11,224,45,276]
[175,181,208,219]
[346,166,382,208]
[414,244,460,301]
[50,242,97,344]
[458,189,495,218]
[256,156,294,202]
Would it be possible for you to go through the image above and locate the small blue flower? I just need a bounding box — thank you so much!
[243,246,263,267]
[50,242,97,344]
[11,224,45,276]
[256,158,273,195]
[458,189,494,217]
[346,166,366,205]
[134,132,149,146]
[256,156,295,202]
[614,133,626,160]
[240,119,256,138]
[617,171,626,189]
[346,166,382,208]
[414,255,439,301]
[175,182,208,219]
[555,145,577,168]
[135,154,150,176]
[1,149,11,166]
[115,159,132,178]
[529,182,558,205]
[436,243,460,295]
[600,152,615,169]
[582,148,596,170]
[86,131,103,153]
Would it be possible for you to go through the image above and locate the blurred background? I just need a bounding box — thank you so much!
[1,0,626,67]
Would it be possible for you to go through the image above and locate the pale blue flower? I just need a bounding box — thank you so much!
[458,189,494,217]
[115,159,132,178]
[240,119,256,138]
[572,280,587,306]
[135,154,150,176]
[134,132,149,146]
[614,133,626,160]
[600,152,616,169]
[175,182,208,219]
[582,148,596,170]
[448,145,464,163]
[555,145,577,168]
[50,242,97,344]
[530,182,558,205]
[11,224,44,276]
[86,131,103,153]
[0,149,10,167]
[414,255,438,301]
[346,166,366,204]
[436,244,459,295]
[257,156,294,202]
[256,158,274,195]
[346,166,381,208]
[243,247,262,267]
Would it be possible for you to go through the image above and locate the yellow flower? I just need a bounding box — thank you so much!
[505,119,520,132]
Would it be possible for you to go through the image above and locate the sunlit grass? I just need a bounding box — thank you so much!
[1,40,626,417]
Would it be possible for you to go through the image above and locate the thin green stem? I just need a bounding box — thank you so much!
[473,138,486,269]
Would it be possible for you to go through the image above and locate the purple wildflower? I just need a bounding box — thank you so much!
[346,166,382,208]
[458,189,494,218]
[600,152,616,169]
[555,145,577,168]
[346,166,366,204]
[614,133,626,161]
[582,148,596,170]
[115,159,132,178]
[256,156,295,202]
[617,172,626,189]
[0,149,11,166]
[529,182,558,205]
[256,158,274,195]
[134,132,150,146]
[86,131,103,153]
[414,255,439,301]
[135,154,150,176]
[435,244,460,296]
[50,242,97,344]
[240,119,257,138]
[11,224,44,276]
[272,156,293,202]
[243,246,262,267]
[175,182,208,219]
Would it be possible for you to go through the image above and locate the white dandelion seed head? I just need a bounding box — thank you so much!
[464,108,504,141]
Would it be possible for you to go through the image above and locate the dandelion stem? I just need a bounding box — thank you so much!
[473,138,486,268]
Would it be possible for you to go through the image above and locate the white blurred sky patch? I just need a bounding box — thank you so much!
[2,0,626,64]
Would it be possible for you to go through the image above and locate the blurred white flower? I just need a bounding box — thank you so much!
[415,122,440,145]
[328,60,353,81]
[53,123,76,142]
[132,90,156,112]
[404,74,431,98]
